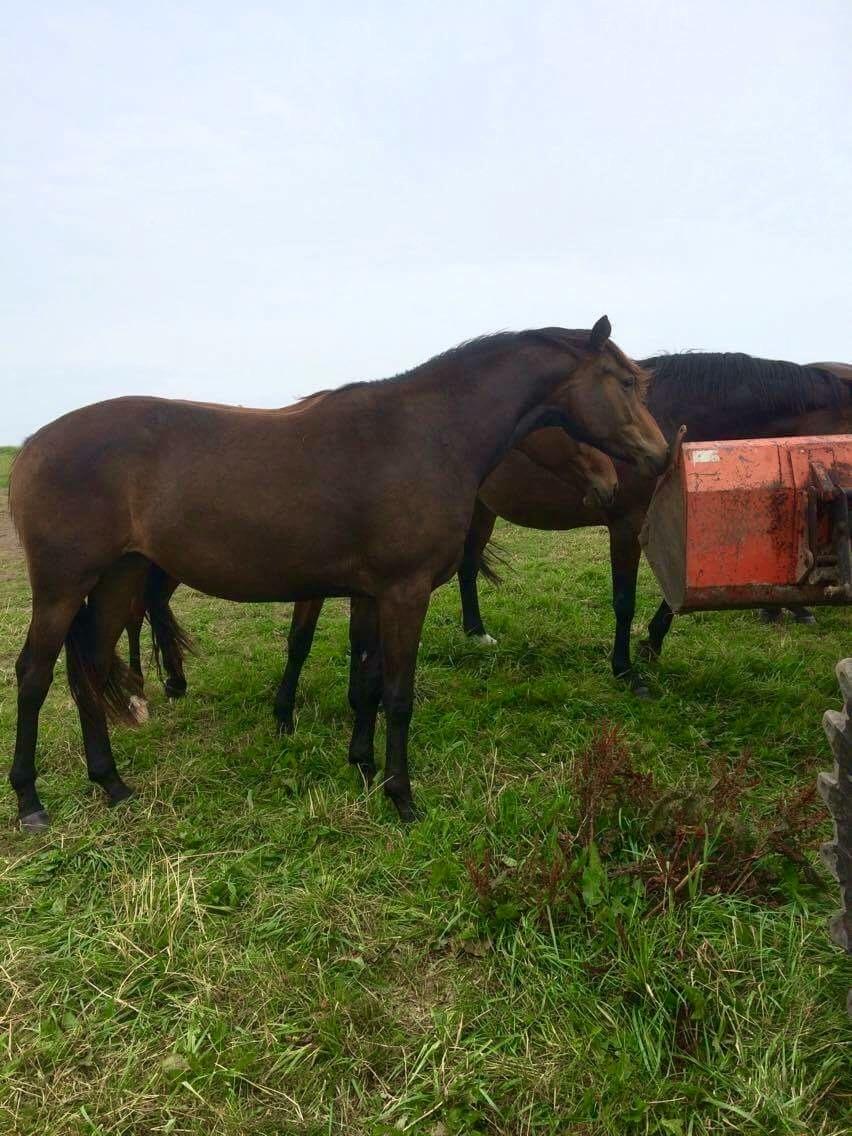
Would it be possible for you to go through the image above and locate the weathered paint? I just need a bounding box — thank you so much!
[640,435,852,612]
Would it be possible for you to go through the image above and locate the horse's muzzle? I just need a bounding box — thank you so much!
[636,442,670,479]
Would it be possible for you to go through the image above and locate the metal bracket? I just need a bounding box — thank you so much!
[804,461,852,598]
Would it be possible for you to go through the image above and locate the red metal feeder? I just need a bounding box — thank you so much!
[640,435,852,612]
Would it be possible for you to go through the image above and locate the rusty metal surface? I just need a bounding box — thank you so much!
[641,435,852,612]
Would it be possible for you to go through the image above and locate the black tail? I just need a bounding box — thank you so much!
[144,565,193,680]
[65,604,143,726]
[477,539,509,586]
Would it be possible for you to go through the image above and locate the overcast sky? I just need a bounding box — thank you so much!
[2,1,850,442]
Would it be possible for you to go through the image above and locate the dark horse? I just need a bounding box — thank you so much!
[9,318,668,830]
[455,352,852,693]
[243,352,852,722]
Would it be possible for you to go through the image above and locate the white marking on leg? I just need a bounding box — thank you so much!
[473,633,497,646]
[128,695,150,724]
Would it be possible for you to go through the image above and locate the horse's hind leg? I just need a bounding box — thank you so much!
[347,597,383,787]
[123,588,151,724]
[67,556,150,808]
[11,591,89,830]
[142,569,186,698]
[759,605,816,625]
[788,605,816,625]
[459,500,497,644]
[159,576,186,698]
[639,599,675,661]
[126,611,144,681]
[274,598,324,734]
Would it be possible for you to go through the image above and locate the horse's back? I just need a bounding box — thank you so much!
[9,397,272,558]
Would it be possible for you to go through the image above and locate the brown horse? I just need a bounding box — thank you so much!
[257,352,852,722]
[9,318,668,830]
[123,429,619,689]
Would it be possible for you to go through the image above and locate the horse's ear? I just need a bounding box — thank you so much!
[588,315,611,352]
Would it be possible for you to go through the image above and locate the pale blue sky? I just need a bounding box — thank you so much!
[3,1,850,441]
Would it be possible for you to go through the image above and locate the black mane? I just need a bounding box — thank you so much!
[642,351,849,419]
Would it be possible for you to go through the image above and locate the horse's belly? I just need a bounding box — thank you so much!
[155,556,359,603]
[141,518,364,603]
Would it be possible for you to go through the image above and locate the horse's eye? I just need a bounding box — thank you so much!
[620,377,635,390]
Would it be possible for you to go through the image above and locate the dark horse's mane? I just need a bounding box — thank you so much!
[642,351,849,418]
[307,328,648,401]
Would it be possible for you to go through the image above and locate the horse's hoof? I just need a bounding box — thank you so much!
[164,679,187,700]
[636,639,660,663]
[759,609,782,624]
[128,695,150,724]
[104,778,135,807]
[276,716,295,736]
[615,669,653,699]
[383,776,418,821]
[791,609,817,625]
[20,809,50,833]
[353,762,376,789]
[393,798,419,823]
[470,632,497,647]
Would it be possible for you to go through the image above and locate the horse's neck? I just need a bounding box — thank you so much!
[440,352,569,483]
[649,367,852,443]
[317,346,573,485]
[651,396,852,444]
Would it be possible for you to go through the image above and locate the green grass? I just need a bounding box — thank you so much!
[0,447,16,490]
[0,522,849,1135]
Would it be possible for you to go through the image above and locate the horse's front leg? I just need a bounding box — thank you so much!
[608,515,650,698]
[377,580,431,821]
[274,598,324,734]
[347,597,383,787]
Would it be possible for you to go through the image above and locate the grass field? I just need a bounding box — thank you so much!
[0,447,16,490]
[0,485,850,1135]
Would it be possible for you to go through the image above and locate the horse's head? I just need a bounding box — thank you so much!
[514,428,617,509]
[575,443,619,509]
[544,316,668,478]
